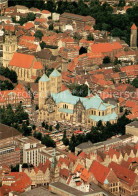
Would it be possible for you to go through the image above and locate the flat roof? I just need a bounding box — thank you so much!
[126,121,138,128]
[19,187,58,196]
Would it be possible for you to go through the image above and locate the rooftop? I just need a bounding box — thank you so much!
[39,74,50,82]
[0,124,21,140]
[126,121,138,128]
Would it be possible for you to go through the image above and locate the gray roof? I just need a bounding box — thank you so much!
[50,182,112,196]
[126,121,138,128]
[19,187,58,196]
[0,123,21,140]
[76,141,93,149]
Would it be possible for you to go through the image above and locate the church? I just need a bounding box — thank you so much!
[38,69,119,127]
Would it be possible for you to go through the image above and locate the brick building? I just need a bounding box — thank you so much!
[0,123,22,166]
[60,12,95,30]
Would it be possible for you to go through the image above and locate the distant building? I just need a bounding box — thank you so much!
[130,24,137,49]
[60,12,95,30]
[126,121,138,137]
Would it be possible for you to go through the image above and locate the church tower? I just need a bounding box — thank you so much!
[3,33,17,67]
[39,74,50,109]
[130,24,137,49]
[49,69,62,94]
[50,148,59,183]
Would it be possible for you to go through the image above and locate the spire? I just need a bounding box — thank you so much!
[131,24,137,30]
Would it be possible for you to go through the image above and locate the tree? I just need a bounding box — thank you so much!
[49,125,53,132]
[62,130,69,146]
[34,30,43,41]
[35,76,41,83]
[42,121,45,127]
[87,33,94,41]
[103,56,111,64]
[42,135,56,147]
[132,77,138,88]
[55,123,60,130]
[114,57,120,65]
[22,123,32,136]
[118,0,125,7]
[26,12,36,21]
[49,23,54,31]
[79,47,87,55]
[40,41,47,49]
[11,164,19,172]
[45,123,49,130]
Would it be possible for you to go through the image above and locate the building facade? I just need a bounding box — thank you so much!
[38,70,119,127]
[3,34,17,68]
[60,12,95,30]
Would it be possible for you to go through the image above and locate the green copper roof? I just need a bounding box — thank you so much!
[59,108,73,114]
[39,74,50,82]
[88,112,118,122]
[51,90,116,112]
[50,69,61,77]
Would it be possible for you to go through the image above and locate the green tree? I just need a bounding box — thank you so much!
[22,123,32,136]
[49,23,54,31]
[118,0,125,7]
[87,33,94,41]
[103,56,111,64]
[132,77,138,88]
[55,123,60,130]
[35,76,41,83]
[42,135,56,147]
[49,125,53,132]
[40,41,47,49]
[42,121,45,127]
[34,30,43,41]
[45,123,49,130]
[26,12,36,21]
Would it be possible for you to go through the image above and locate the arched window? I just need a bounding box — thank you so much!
[99,112,100,116]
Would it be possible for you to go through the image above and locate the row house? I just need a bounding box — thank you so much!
[89,160,119,195]
[109,161,138,195]
[23,160,51,187]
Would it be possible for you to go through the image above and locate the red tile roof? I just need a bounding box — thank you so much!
[89,160,110,184]
[109,161,137,186]
[131,24,137,30]
[33,62,43,69]
[9,52,35,69]
[2,172,32,193]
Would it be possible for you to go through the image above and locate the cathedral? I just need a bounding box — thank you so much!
[38,69,119,127]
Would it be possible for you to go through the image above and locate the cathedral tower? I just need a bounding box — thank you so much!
[49,69,62,94]
[3,34,17,67]
[130,24,137,49]
[39,74,50,109]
